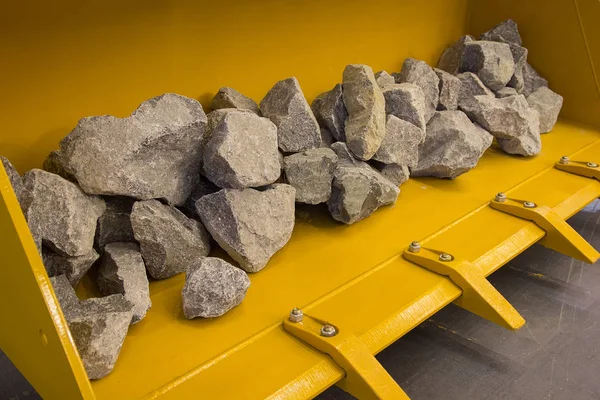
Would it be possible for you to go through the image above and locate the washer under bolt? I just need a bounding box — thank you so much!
[289,308,303,322]
[320,324,338,337]
[587,162,599,168]
[523,201,537,208]
[495,192,507,202]
[559,156,570,164]
[409,241,421,253]
[439,253,453,262]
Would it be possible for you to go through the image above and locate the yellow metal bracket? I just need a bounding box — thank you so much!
[490,193,600,264]
[283,310,410,400]
[403,245,525,331]
[554,156,600,180]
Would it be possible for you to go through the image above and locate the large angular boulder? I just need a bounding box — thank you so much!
[283,148,338,204]
[382,83,427,130]
[457,72,494,110]
[527,87,563,133]
[434,68,461,111]
[95,196,136,251]
[412,111,493,179]
[1,156,25,205]
[42,150,77,183]
[522,62,549,97]
[130,200,211,279]
[342,64,387,160]
[60,94,207,206]
[43,247,99,286]
[211,87,261,115]
[437,35,475,75]
[394,58,440,122]
[460,41,515,91]
[97,243,151,324]
[203,110,280,189]
[196,184,295,273]
[260,77,321,152]
[311,84,348,142]
[182,257,251,319]
[479,19,523,46]
[21,170,105,256]
[373,115,423,168]
[375,71,396,88]
[506,45,528,93]
[327,143,400,224]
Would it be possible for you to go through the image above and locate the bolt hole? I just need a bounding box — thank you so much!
[39,329,48,346]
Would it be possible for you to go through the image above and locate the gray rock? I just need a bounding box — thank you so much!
[311,84,348,142]
[283,148,338,204]
[506,45,528,93]
[496,87,519,98]
[203,110,280,189]
[60,94,207,206]
[479,19,522,46]
[522,62,549,97]
[394,58,440,122]
[42,150,77,183]
[382,83,427,131]
[1,156,25,205]
[95,196,136,251]
[457,72,494,110]
[412,111,493,179]
[342,64,387,161]
[260,77,321,152]
[131,200,211,279]
[527,87,563,133]
[320,128,335,148]
[182,257,250,319]
[207,108,253,133]
[437,35,475,75]
[327,142,400,224]
[21,170,105,257]
[49,275,80,309]
[196,184,295,273]
[461,95,541,156]
[182,175,219,218]
[373,115,423,168]
[372,162,410,186]
[97,243,151,324]
[212,87,260,115]
[460,41,515,91]
[434,68,461,111]
[375,71,396,88]
[43,247,99,286]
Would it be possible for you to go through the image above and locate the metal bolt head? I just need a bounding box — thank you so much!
[523,201,537,208]
[559,156,570,164]
[587,162,599,168]
[320,324,337,337]
[495,192,507,202]
[439,253,453,262]
[289,308,303,322]
[408,241,421,253]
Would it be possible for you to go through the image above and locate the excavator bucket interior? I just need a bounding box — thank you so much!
[1,0,599,398]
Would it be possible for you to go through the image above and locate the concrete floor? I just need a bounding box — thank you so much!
[2,200,599,400]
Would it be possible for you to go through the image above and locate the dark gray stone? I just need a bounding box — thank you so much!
[212,87,260,115]
[382,83,427,130]
[373,115,423,168]
[394,58,440,122]
[527,87,563,133]
[311,84,348,142]
[43,247,99,286]
[42,150,77,183]
[283,148,338,204]
[0,156,25,206]
[437,35,475,75]
[182,175,219,218]
[506,45,528,93]
[522,62,549,97]
[460,40,515,91]
[372,162,410,186]
[479,19,522,46]
[457,72,494,110]
[434,68,461,111]
[95,196,136,251]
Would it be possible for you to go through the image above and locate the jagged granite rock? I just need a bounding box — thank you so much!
[203,110,280,189]
[182,257,251,319]
[327,142,400,224]
[434,68,461,111]
[131,200,211,279]
[479,19,522,46]
[196,184,295,273]
[506,45,528,93]
[527,87,563,133]
[182,175,219,218]
[460,41,515,91]
[412,111,493,179]
[1,156,25,205]
[207,108,254,133]
[97,243,151,324]
[382,83,427,131]
[21,170,105,256]
[437,35,475,75]
[461,95,541,156]
[59,94,207,206]
[375,71,396,88]
[496,87,519,98]
[212,87,260,115]
[42,150,77,183]
[522,62,549,97]
[342,64,387,160]
[95,196,136,251]
[372,162,410,186]
[373,115,423,168]
[394,58,440,122]
[457,72,495,110]
[50,274,80,308]
[311,84,347,142]
[43,247,99,286]
[260,77,321,152]
[283,148,338,204]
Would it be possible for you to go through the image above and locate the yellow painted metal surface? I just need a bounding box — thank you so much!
[555,160,600,180]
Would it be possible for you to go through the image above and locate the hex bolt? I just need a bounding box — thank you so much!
[289,308,304,323]
[559,156,570,164]
[587,162,599,168]
[495,192,507,202]
[439,253,453,262]
[523,201,537,208]
[320,324,338,337]
[409,241,421,253]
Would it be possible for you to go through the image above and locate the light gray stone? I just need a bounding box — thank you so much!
[479,19,523,46]
[372,162,410,186]
[42,150,77,183]
[182,175,219,218]
[373,115,423,168]
[203,110,280,189]
[131,200,211,279]
[283,148,338,204]
[394,58,440,122]
[412,111,493,179]
[311,84,348,142]
[97,243,151,324]
[60,94,207,206]
[506,45,528,93]
[43,247,99,286]
[212,87,260,115]
[182,257,250,319]
[522,62,549,97]
[196,184,295,273]
[95,196,136,251]
[457,72,495,110]
[434,68,461,111]
[375,71,396,88]
[342,64,387,161]
[1,156,25,206]
[496,87,519,98]
[460,41,515,91]
[21,170,105,257]
[382,83,427,131]
[260,77,321,152]
[437,35,475,75]
[527,87,563,133]
[327,142,400,224]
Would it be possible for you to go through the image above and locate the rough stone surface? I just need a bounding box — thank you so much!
[21,170,105,257]
[95,196,136,251]
[311,84,348,142]
[375,71,396,88]
[506,45,528,93]
[131,199,211,279]
[43,247,99,286]
[412,111,493,179]
[42,150,77,183]
[437,35,475,75]
[372,162,410,186]
[283,148,338,204]
[203,110,280,189]
[182,257,251,319]
[457,72,495,110]
[212,87,260,115]
[527,87,563,133]
[496,86,519,98]
[327,142,400,224]
[460,41,515,91]
[461,95,541,156]
[182,175,219,218]
[59,93,207,206]
[260,77,321,152]
[434,68,461,111]
[394,58,440,122]
[373,115,423,168]
[342,64,387,161]
[382,83,427,131]
[50,275,80,309]
[320,128,335,148]
[479,19,523,46]
[196,184,295,273]
[97,243,151,324]
[522,62,549,97]
[1,156,25,205]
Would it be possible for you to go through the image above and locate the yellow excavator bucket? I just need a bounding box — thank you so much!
[1,0,599,399]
